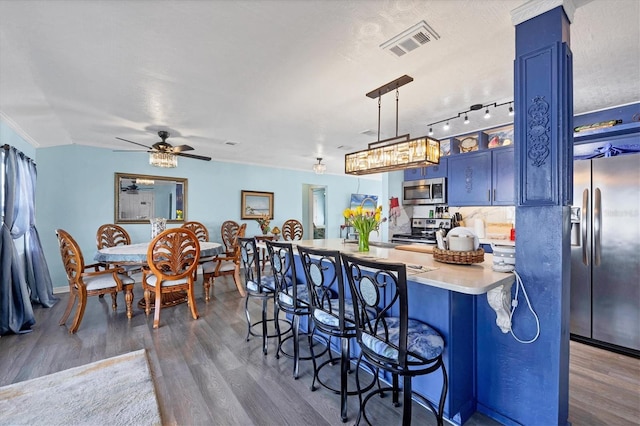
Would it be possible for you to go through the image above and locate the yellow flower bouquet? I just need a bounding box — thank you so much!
[343,205,386,251]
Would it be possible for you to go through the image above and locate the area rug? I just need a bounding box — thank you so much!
[0,349,162,425]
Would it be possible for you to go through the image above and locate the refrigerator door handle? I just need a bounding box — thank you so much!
[594,187,602,266]
[582,189,589,265]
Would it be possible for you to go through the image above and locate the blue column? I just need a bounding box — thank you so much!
[475,5,572,425]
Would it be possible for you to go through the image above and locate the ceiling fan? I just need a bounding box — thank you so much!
[115,130,212,162]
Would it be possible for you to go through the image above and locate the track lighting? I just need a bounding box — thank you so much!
[426,100,513,135]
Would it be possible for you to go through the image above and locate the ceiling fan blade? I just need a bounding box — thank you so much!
[116,137,152,149]
[176,152,212,161]
[172,144,194,152]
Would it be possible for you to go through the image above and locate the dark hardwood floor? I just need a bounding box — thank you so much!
[1,274,638,425]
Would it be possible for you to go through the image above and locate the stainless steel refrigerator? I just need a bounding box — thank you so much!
[570,154,640,354]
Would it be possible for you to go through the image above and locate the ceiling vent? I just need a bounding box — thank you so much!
[380,20,440,57]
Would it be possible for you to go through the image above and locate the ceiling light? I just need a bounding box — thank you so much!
[345,75,440,175]
[426,100,513,131]
[345,135,440,175]
[149,152,177,168]
[313,157,327,174]
[135,178,155,185]
[509,104,515,116]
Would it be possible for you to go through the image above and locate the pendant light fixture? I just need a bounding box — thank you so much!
[345,75,440,175]
[313,157,327,174]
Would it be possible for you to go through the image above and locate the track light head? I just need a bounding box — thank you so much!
[464,114,469,124]
[428,127,433,136]
[484,108,491,119]
[508,105,514,116]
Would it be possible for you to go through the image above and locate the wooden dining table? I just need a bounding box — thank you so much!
[94,241,223,307]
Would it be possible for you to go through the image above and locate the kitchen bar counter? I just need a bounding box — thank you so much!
[289,238,514,295]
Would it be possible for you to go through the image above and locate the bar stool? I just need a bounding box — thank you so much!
[238,237,291,355]
[341,253,448,426]
[265,240,327,379]
[297,245,376,422]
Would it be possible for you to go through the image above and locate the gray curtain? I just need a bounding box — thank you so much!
[1,146,56,335]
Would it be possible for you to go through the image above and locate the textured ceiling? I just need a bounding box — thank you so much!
[1,0,638,175]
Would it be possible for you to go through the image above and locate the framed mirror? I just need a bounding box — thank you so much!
[115,173,187,224]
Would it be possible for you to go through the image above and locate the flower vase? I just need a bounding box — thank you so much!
[358,230,370,252]
[150,217,167,239]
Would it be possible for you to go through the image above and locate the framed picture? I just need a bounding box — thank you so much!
[241,190,274,219]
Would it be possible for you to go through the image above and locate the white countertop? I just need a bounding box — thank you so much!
[280,239,514,296]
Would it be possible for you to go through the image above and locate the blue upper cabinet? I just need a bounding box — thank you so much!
[403,157,448,180]
[492,147,515,205]
[448,147,514,206]
[448,151,492,206]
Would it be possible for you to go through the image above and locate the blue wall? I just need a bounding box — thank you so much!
[1,121,36,158]
[30,143,382,290]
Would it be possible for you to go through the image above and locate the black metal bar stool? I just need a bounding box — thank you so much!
[341,253,449,426]
[238,237,291,355]
[266,240,327,379]
[297,245,377,422]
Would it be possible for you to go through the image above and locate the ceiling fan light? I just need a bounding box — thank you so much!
[150,152,178,168]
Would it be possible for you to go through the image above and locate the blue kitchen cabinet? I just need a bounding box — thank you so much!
[492,147,515,205]
[403,157,448,180]
[448,151,491,206]
[447,147,514,206]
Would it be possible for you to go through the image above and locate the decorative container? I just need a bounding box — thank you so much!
[433,248,484,264]
[150,217,167,239]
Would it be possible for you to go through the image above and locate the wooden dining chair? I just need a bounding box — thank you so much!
[182,221,209,242]
[96,224,141,276]
[282,219,304,241]
[202,220,247,299]
[56,229,135,333]
[141,228,201,329]
[182,221,215,281]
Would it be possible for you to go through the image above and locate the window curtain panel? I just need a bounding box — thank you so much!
[1,147,56,335]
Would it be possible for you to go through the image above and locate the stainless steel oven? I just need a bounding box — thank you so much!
[402,178,446,205]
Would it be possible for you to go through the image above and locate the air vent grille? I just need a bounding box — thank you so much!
[380,20,440,57]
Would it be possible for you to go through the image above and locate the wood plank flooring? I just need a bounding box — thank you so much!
[1,274,638,425]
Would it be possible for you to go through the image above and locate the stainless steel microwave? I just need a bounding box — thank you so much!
[402,178,446,205]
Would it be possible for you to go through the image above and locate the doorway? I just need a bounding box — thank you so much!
[303,185,327,240]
